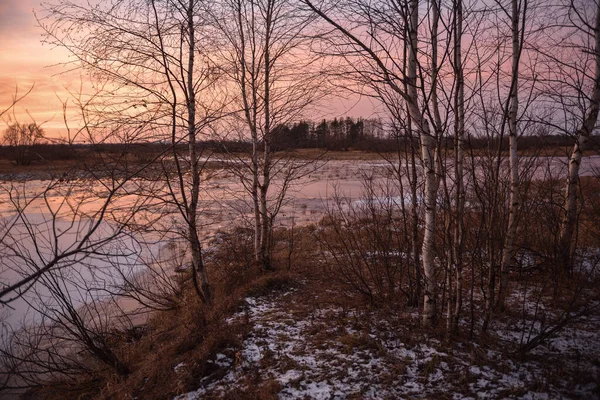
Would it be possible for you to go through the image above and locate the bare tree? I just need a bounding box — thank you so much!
[211,0,326,270]
[305,0,459,326]
[556,0,600,272]
[450,0,465,333]
[2,123,45,166]
[497,0,528,311]
[40,0,226,303]
[0,118,166,393]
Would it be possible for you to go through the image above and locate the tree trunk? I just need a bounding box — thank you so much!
[400,20,421,307]
[259,0,273,270]
[451,0,465,333]
[558,1,600,273]
[252,139,262,262]
[497,0,522,311]
[187,0,211,304]
[420,119,438,327]
[419,0,441,327]
[409,125,421,306]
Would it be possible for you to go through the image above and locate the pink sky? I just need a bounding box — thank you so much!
[0,0,83,138]
[0,0,379,140]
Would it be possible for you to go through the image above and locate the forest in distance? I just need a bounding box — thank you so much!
[2,117,600,163]
[1,0,600,398]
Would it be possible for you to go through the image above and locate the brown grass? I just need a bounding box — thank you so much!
[27,254,299,400]
[0,158,80,175]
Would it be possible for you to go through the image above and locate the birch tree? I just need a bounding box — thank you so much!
[211,0,325,270]
[496,0,528,310]
[450,0,465,333]
[304,0,452,326]
[40,0,223,303]
[557,0,600,272]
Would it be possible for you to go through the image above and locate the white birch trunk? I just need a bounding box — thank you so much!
[558,1,600,271]
[497,0,522,310]
[423,0,442,327]
[401,25,421,307]
[253,150,262,263]
[235,0,263,264]
[451,0,465,333]
[409,124,421,306]
[407,3,437,323]
[420,119,438,327]
[186,0,211,304]
[404,0,438,327]
[259,0,273,270]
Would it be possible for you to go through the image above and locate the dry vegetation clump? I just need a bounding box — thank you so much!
[312,177,600,339]
[21,228,300,400]
[314,206,419,309]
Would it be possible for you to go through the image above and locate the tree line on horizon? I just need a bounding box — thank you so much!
[3,116,598,163]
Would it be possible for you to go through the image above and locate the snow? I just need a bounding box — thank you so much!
[176,289,600,399]
[174,362,186,373]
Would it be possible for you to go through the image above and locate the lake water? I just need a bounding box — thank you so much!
[1,155,599,331]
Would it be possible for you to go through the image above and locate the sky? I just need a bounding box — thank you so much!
[0,0,379,140]
[0,0,83,138]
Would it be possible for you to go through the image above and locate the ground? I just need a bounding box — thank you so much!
[173,281,600,400]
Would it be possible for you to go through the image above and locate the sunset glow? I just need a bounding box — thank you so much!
[0,0,378,141]
[0,0,84,137]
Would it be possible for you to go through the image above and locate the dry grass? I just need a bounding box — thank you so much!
[26,254,299,400]
[105,270,299,400]
[0,158,80,175]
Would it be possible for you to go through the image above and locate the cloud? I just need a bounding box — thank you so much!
[0,0,40,38]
